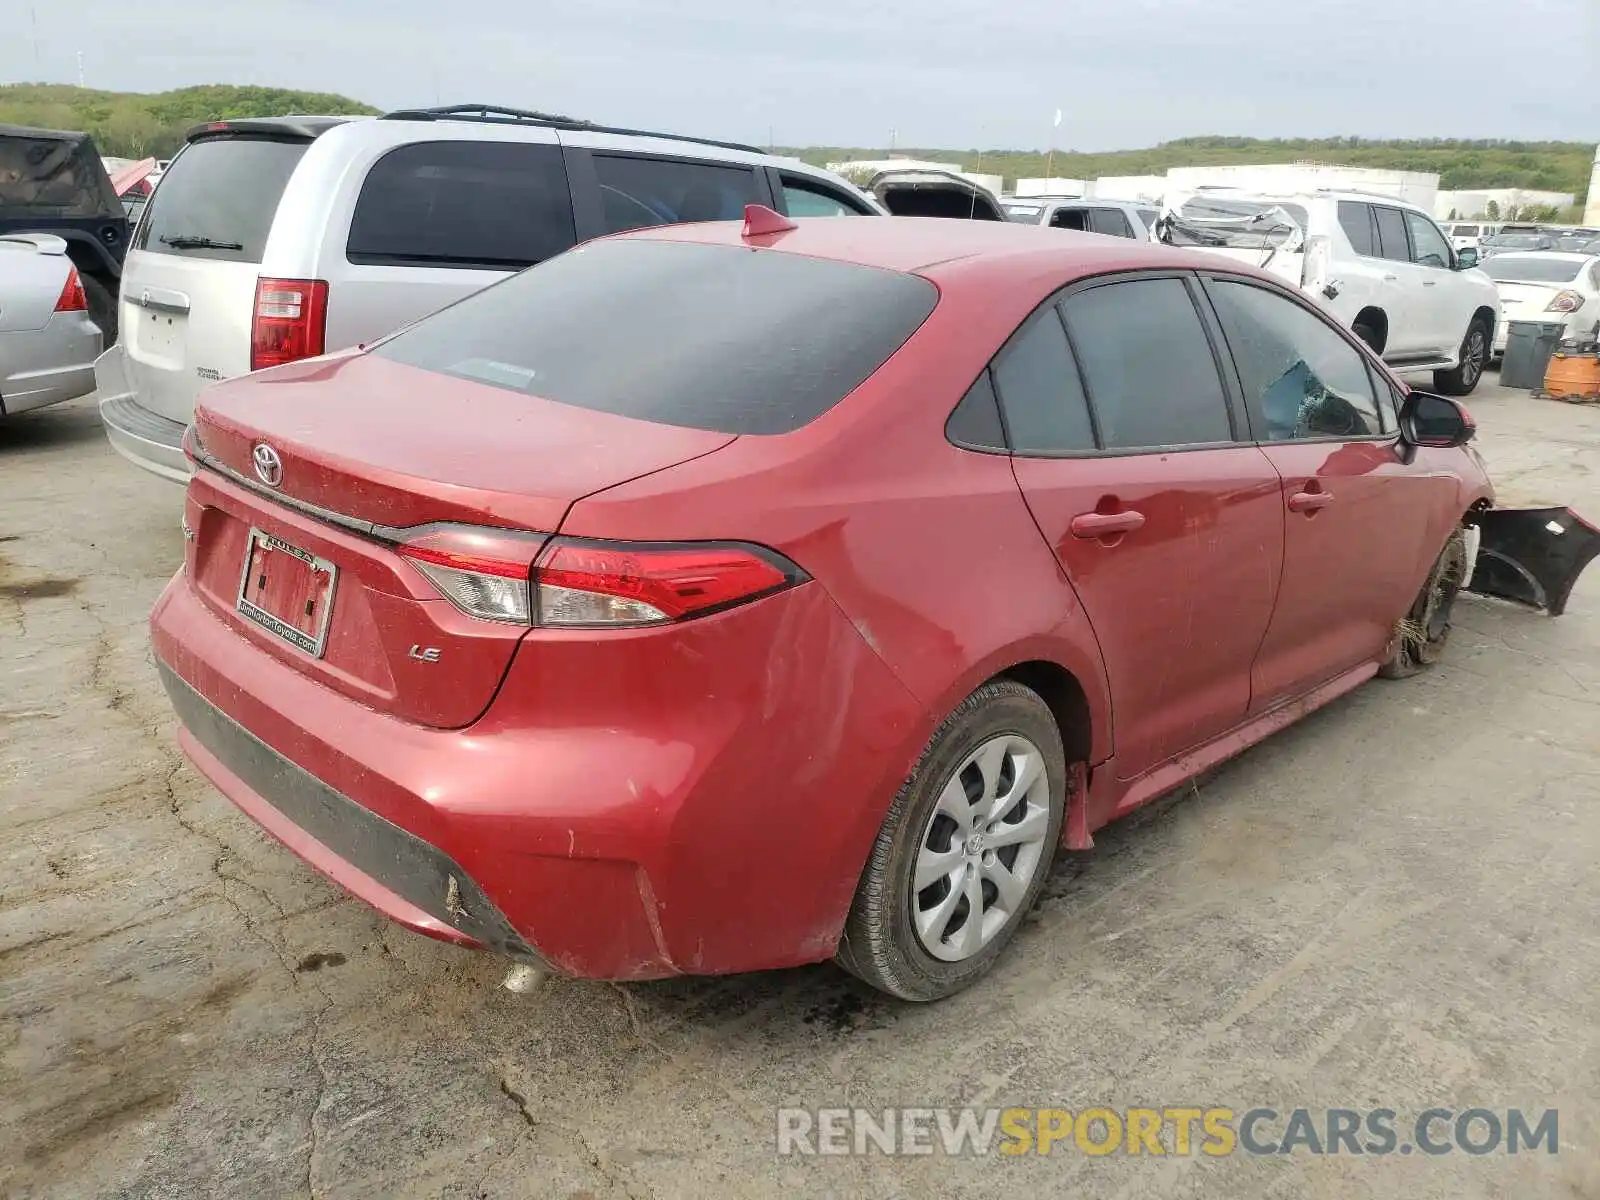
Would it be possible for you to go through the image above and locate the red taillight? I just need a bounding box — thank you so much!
[251,277,328,371]
[534,538,802,626]
[396,526,546,624]
[1546,290,1584,314]
[54,267,87,314]
[395,527,806,627]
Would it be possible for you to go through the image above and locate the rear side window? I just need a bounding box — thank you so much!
[593,155,761,234]
[347,142,576,269]
[1089,208,1134,238]
[373,238,937,435]
[134,136,308,263]
[1337,201,1375,256]
[1049,207,1090,232]
[991,309,1096,454]
[1373,206,1411,262]
[1061,278,1233,450]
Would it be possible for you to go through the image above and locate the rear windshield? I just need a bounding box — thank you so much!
[133,136,308,263]
[374,238,938,435]
[1486,257,1585,284]
[1452,225,1480,236]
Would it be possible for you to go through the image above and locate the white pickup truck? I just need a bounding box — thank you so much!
[1158,189,1502,395]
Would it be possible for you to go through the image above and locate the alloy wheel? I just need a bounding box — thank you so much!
[1462,328,1486,387]
[911,734,1052,962]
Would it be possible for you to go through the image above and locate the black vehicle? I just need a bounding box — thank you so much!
[0,123,129,340]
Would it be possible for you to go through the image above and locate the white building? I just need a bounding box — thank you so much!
[1435,188,1575,220]
[1087,175,1167,203]
[1014,177,1086,197]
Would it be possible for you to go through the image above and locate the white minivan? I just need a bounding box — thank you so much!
[98,106,882,482]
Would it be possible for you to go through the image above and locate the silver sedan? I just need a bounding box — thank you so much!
[1,233,103,418]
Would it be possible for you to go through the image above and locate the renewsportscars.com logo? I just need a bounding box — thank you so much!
[775,1106,1559,1158]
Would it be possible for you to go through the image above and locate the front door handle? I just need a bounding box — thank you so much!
[1070,510,1146,538]
[1288,490,1334,513]
[1383,274,1399,283]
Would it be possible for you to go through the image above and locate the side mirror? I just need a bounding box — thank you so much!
[1400,391,1475,448]
[1456,246,1480,269]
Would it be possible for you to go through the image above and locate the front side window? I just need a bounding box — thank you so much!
[347,141,575,269]
[1060,277,1233,450]
[1208,279,1383,440]
[1405,212,1453,269]
[781,178,870,217]
[1049,207,1091,232]
[593,155,761,234]
[990,309,1096,455]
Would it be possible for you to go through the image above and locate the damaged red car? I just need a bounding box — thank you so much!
[151,213,1596,1001]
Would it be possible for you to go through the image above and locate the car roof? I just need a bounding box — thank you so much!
[622,215,1216,278]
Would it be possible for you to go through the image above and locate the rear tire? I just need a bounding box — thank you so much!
[1380,526,1469,679]
[1433,316,1490,396]
[836,680,1065,1001]
[82,274,117,346]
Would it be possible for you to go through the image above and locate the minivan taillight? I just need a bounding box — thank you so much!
[251,277,328,370]
[54,267,87,314]
[395,527,806,627]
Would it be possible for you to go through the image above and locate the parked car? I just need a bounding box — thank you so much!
[0,233,103,419]
[849,167,1005,221]
[1158,190,1501,394]
[1480,231,1558,258]
[1445,222,1495,253]
[150,214,1591,1001]
[1554,229,1600,252]
[96,104,880,483]
[0,124,129,343]
[1483,252,1600,353]
[1015,198,1160,241]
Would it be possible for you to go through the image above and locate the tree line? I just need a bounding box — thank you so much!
[1,84,1590,203]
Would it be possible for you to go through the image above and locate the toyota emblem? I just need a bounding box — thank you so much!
[252,443,283,487]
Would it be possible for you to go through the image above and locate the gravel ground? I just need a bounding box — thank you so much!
[3,373,1598,1199]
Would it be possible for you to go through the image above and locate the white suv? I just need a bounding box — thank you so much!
[97,105,882,482]
[1158,189,1501,395]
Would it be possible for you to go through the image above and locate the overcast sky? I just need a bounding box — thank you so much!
[11,0,1597,150]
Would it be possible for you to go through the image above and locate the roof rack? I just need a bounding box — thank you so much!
[380,103,764,156]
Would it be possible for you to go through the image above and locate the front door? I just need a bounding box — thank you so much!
[996,274,1285,781]
[1202,274,1439,708]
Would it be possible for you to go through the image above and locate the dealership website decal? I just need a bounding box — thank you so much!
[776,1107,1559,1158]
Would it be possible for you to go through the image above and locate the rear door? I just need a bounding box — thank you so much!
[1201,274,1443,708]
[1403,209,1463,353]
[1369,203,1436,358]
[121,133,313,422]
[1001,273,1285,781]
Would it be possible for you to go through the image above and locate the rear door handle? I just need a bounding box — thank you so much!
[1288,490,1334,513]
[1422,280,1438,287]
[1070,510,1146,538]
[1383,274,1399,283]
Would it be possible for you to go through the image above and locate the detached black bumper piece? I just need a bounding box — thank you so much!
[1468,506,1600,617]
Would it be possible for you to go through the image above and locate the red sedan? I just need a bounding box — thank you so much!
[153,213,1494,1000]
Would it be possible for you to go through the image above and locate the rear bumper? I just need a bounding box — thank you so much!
[150,565,927,979]
[96,344,190,482]
[0,313,101,415]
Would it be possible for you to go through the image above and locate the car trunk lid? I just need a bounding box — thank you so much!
[186,352,737,727]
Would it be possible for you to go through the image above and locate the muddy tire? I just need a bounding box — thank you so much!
[1380,526,1470,679]
[835,680,1065,1002]
[1433,316,1490,396]
[82,274,117,346]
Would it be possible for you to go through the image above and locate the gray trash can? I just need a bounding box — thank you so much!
[1500,320,1566,390]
